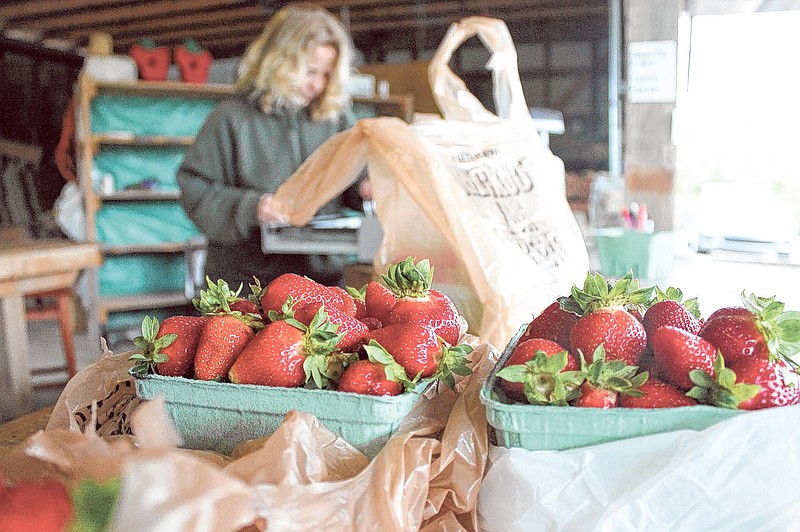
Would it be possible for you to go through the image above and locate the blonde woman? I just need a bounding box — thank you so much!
[177,4,362,289]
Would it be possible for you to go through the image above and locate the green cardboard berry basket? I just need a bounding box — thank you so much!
[593,228,675,283]
[133,372,432,458]
[479,325,746,451]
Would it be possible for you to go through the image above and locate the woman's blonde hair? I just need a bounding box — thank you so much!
[236,3,353,120]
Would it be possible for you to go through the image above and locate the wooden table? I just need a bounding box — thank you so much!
[0,240,101,422]
[0,405,52,456]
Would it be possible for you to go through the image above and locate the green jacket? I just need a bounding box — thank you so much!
[176,96,360,288]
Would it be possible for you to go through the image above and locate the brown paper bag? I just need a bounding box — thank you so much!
[275,17,589,350]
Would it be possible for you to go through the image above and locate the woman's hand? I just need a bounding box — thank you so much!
[257,193,287,223]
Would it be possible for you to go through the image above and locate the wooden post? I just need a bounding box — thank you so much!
[623,0,683,231]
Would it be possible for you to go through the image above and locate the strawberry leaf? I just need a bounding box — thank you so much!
[686,354,761,409]
[70,476,121,532]
[497,365,528,383]
[776,311,800,343]
[435,341,473,389]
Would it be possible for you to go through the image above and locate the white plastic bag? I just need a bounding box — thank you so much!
[53,180,86,241]
[274,17,588,349]
[410,16,589,342]
[477,405,800,531]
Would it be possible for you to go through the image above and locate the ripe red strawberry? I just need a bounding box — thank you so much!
[260,273,346,316]
[570,345,648,408]
[642,287,701,348]
[345,285,368,319]
[521,299,579,349]
[367,322,472,387]
[728,357,800,410]
[705,306,751,323]
[130,315,206,378]
[295,302,368,352]
[337,359,403,396]
[699,293,800,366]
[499,338,576,402]
[336,342,414,396]
[229,307,346,388]
[193,314,256,381]
[572,381,618,408]
[496,344,583,405]
[381,257,461,345]
[0,480,73,531]
[650,326,716,391]
[360,316,383,331]
[569,272,652,366]
[364,280,396,321]
[328,285,358,317]
[618,378,697,408]
[155,315,207,377]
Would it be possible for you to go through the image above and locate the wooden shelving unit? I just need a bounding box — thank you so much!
[74,77,231,337]
[75,77,413,337]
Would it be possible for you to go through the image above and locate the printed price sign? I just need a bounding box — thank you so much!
[628,40,677,103]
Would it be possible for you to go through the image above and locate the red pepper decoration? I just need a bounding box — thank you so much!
[130,38,170,81]
[174,39,213,84]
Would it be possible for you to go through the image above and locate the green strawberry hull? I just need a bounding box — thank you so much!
[482,324,747,451]
[133,372,432,458]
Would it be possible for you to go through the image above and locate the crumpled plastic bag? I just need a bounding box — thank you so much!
[478,404,800,531]
[3,335,497,532]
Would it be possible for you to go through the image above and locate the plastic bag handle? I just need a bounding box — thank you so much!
[428,17,530,122]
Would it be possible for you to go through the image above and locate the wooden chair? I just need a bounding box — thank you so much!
[0,137,79,387]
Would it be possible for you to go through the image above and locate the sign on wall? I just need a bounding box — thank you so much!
[628,40,677,103]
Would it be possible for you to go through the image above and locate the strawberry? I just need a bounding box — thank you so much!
[618,378,697,408]
[699,292,800,366]
[228,276,265,317]
[193,315,256,381]
[328,285,358,317]
[498,338,577,402]
[153,315,208,377]
[346,285,368,319]
[705,306,752,323]
[364,280,396,321]
[367,322,472,387]
[642,287,702,347]
[337,359,403,396]
[521,298,579,349]
[570,345,648,408]
[260,273,345,316]
[337,342,413,396]
[728,357,800,410]
[650,325,717,391]
[569,272,653,366]
[360,316,383,331]
[381,257,461,345]
[496,346,583,405]
[193,276,263,322]
[130,315,209,378]
[685,353,762,409]
[573,382,618,408]
[295,301,368,352]
[229,307,348,388]
[0,480,73,531]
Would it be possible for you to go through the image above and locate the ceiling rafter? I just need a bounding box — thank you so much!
[0,0,608,59]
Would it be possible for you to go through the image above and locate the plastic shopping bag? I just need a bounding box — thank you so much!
[477,405,800,531]
[274,17,588,350]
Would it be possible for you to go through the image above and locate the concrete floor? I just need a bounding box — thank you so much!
[24,250,800,411]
